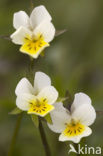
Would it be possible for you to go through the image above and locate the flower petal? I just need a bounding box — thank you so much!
[59,126,92,143]
[34,72,51,94]
[15,78,34,96]
[13,11,30,29]
[48,102,70,133]
[20,42,49,59]
[71,92,92,112]
[37,86,58,105]
[28,103,54,117]
[11,26,32,45]
[16,93,36,111]
[33,20,55,43]
[30,5,52,29]
[72,104,96,126]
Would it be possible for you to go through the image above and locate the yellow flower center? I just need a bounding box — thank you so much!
[28,98,54,116]
[63,120,85,137]
[20,34,49,55]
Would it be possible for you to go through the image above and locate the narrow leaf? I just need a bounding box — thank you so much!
[0,35,11,40]
[31,114,39,128]
[9,107,22,115]
[44,113,52,124]
[96,110,103,115]
[55,29,67,37]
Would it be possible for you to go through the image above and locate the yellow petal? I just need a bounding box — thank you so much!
[63,122,85,137]
[28,103,54,117]
[20,34,49,56]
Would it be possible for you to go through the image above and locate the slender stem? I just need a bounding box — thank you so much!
[39,118,51,156]
[29,57,34,72]
[30,0,34,13]
[8,113,23,156]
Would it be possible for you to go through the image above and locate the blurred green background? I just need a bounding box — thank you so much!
[0,0,103,155]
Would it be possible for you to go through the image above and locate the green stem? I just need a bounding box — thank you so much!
[30,0,34,13]
[39,118,51,156]
[8,113,23,156]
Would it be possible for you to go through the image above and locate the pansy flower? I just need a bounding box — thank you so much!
[48,93,96,143]
[15,72,58,116]
[10,5,55,58]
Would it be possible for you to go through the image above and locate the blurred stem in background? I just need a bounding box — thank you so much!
[8,58,34,156]
[39,118,51,156]
[8,113,23,156]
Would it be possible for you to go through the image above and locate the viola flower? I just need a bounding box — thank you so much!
[10,5,55,58]
[15,72,58,116]
[48,93,96,143]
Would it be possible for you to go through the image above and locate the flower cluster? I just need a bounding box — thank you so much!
[10,4,96,148]
[15,71,96,143]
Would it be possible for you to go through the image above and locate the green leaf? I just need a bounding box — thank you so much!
[31,114,39,128]
[9,107,22,115]
[44,113,52,124]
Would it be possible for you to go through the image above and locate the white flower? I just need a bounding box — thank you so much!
[15,72,58,117]
[10,5,55,58]
[48,93,96,143]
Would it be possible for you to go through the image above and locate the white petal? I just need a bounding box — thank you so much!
[15,78,34,96]
[11,26,32,45]
[37,86,58,104]
[13,11,30,29]
[59,126,92,143]
[16,93,36,111]
[48,102,70,133]
[34,72,51,94]
[30,5,52,29]
[33,20,55,42]
[72,104,96,126]
[71,92,92,112]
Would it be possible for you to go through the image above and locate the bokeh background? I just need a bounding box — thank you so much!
[0,0,103,155]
